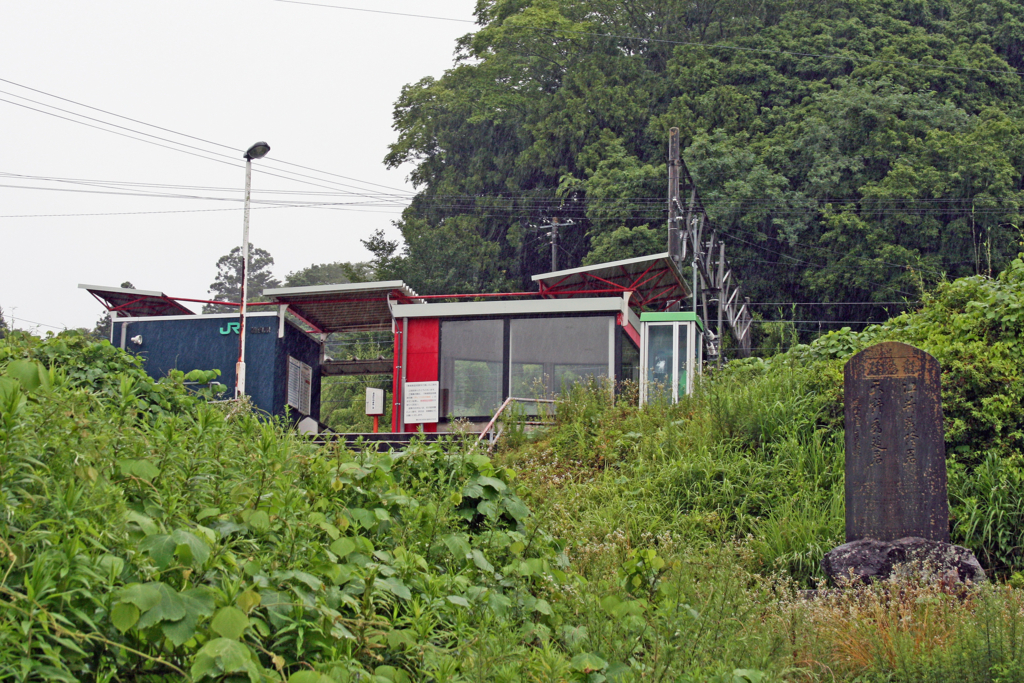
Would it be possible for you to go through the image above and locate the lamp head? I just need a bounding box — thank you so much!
[244,141,271,160]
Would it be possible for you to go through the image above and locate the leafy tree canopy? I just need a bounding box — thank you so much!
[386,0,1024,327]
[204,245,281,313]
[284,261,373,288]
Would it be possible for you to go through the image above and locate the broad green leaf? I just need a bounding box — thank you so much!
[247,510,270,533]
[236,589,261,614]
[126,511,159,536]
[210,606,249,640]
[196,507,220,521]
[503,497,530,520]
[375,665,411,683]
[329,537,356,558]
[386,629,417,650]
[182,587,216,618]
[471,549,494,573]
[289,672,332,683]
[110,602,139,633]
[349,507,377,529]
[191,637,257,681]
[96,554,125,578]
[170,529,210,567]
[119,459,160,481]
[570,652,608,674]
[606,661,632,682]
[135,583,187,630]
[139,535,176,569]
[442,533,471,560]
[6,359,49,392]
[477,475,506,492]
[446,595,470,607]
[162,613,198,648]
[380,577,411,600]
[477,499,498,518]
[118,582,162,612]
[317,521,341,540]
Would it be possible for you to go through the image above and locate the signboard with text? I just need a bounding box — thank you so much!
[403,381,439,424]
[365,387,385,415]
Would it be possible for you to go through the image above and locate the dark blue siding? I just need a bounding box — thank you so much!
[114,313,320,420]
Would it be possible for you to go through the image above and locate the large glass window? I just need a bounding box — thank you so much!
[510,316,610,397]
[646,325,673,402]
[676,327,689,400]
[440,319,503,417]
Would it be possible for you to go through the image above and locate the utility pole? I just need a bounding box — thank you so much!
[550,217,559,272]
[665,129,753,358]
[667,127,681,270]
[529,218,572,272]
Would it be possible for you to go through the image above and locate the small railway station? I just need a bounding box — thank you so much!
[81,252,710,435]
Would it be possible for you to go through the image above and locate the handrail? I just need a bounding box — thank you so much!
[476,396,557,450]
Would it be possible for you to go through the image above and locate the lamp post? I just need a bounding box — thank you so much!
[235,140,270,399]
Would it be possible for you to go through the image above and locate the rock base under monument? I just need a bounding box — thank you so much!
[821,537,985,586]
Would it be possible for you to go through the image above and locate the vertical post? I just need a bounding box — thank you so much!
[550,217,559,272]
[235,157,252,399]
[717,240,725,368]
[667,128,681,269]
[399,318,409,432]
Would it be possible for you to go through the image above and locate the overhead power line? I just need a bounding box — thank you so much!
[272,0,1024,78]
[0,78,412,197]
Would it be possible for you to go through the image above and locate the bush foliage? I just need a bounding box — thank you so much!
[6,258,1024,680]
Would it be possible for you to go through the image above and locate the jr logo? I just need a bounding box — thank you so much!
[219,322,240,335]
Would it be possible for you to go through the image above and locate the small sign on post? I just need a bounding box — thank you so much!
[403,381,439,427]
[365,387,385,433]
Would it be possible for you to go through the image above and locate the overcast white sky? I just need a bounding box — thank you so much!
[1,0,477,332]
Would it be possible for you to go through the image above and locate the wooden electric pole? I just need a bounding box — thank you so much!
[550,217,559,272]
[667,128,681,270]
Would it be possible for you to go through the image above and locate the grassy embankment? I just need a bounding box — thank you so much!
[4,258,1024,681]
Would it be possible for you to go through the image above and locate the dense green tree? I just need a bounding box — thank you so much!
[0,306,7,340]
[284,261,373,288]
[203,245,281,313]
[386,0,1024,330]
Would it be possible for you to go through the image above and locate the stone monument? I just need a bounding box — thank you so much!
[821,342,985,585]
[844,341,948,543]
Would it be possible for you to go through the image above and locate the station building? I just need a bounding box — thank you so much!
[81,253,705,433]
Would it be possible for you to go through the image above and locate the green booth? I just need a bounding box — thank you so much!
[640,312,704,404]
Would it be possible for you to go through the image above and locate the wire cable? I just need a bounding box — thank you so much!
[0,75,411,194]
[272,0,1024,78]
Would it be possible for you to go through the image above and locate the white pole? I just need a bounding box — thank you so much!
[235,157,252,398]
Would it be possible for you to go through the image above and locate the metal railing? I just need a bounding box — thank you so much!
[476,396,558,452]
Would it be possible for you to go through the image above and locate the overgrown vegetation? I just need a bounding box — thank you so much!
[380,0,1024,333]
[7,257,1024,680]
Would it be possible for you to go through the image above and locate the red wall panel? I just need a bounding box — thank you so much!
[394,318,440,432]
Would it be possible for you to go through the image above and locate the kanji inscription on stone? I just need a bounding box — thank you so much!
[844,342,948,543]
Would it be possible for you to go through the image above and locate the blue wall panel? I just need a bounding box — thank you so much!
[114,313,319,420]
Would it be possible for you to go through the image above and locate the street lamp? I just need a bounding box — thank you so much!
[235,141,270,399]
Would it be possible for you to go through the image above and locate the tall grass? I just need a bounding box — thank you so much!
[501,361,845,587]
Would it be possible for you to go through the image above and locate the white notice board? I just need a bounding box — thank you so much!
[403,381,439,424]
[365,387,385,415]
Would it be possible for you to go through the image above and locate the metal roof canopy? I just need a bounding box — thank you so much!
[532,252,690,309]
[80,284,195,317]
[263,280,421,333]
